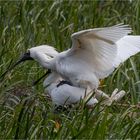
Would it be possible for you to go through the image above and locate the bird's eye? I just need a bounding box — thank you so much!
[26,50,30,55]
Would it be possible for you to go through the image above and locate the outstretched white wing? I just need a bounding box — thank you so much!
[115,36,140,67]
[66,24,132,79]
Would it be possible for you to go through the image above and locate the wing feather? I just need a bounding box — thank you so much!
[114,36,140,67]
[69,24,132,79]
[72,24,131,45]
[56,24,140,89]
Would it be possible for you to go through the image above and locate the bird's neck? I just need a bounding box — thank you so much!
[34,52,55,69]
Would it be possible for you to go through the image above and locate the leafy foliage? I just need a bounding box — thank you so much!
[0,0,140,139]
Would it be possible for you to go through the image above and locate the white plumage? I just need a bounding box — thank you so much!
[115,36,140,67]
[43,72,125,106]
[29,24,140,90]
[45,80,98,106]
[13,24,140,106]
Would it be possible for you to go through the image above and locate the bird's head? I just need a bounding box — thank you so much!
[16,45,58,63]
[29,45,58,60]
[11,45,58,68]
[0,45,58,81]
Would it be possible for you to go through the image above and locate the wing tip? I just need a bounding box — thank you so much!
[112,23,132,33]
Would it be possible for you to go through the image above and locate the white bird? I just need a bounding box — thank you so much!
[43,73,98,106]
[27,24,140,90]
[6,23,140,106]
[43,72,126,106]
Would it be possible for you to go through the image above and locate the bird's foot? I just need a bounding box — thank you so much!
[110,88,126,101]
[57,80,73,87]
[95,88,126,106]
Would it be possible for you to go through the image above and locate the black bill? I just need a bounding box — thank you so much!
[32,69,51,86]
[0,52,33,81]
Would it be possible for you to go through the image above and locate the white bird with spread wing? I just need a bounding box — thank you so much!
[29,24,140,90]
[4,24,140,106]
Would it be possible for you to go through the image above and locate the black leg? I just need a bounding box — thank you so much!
[32,69,51,86]
[57,80,73,87]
